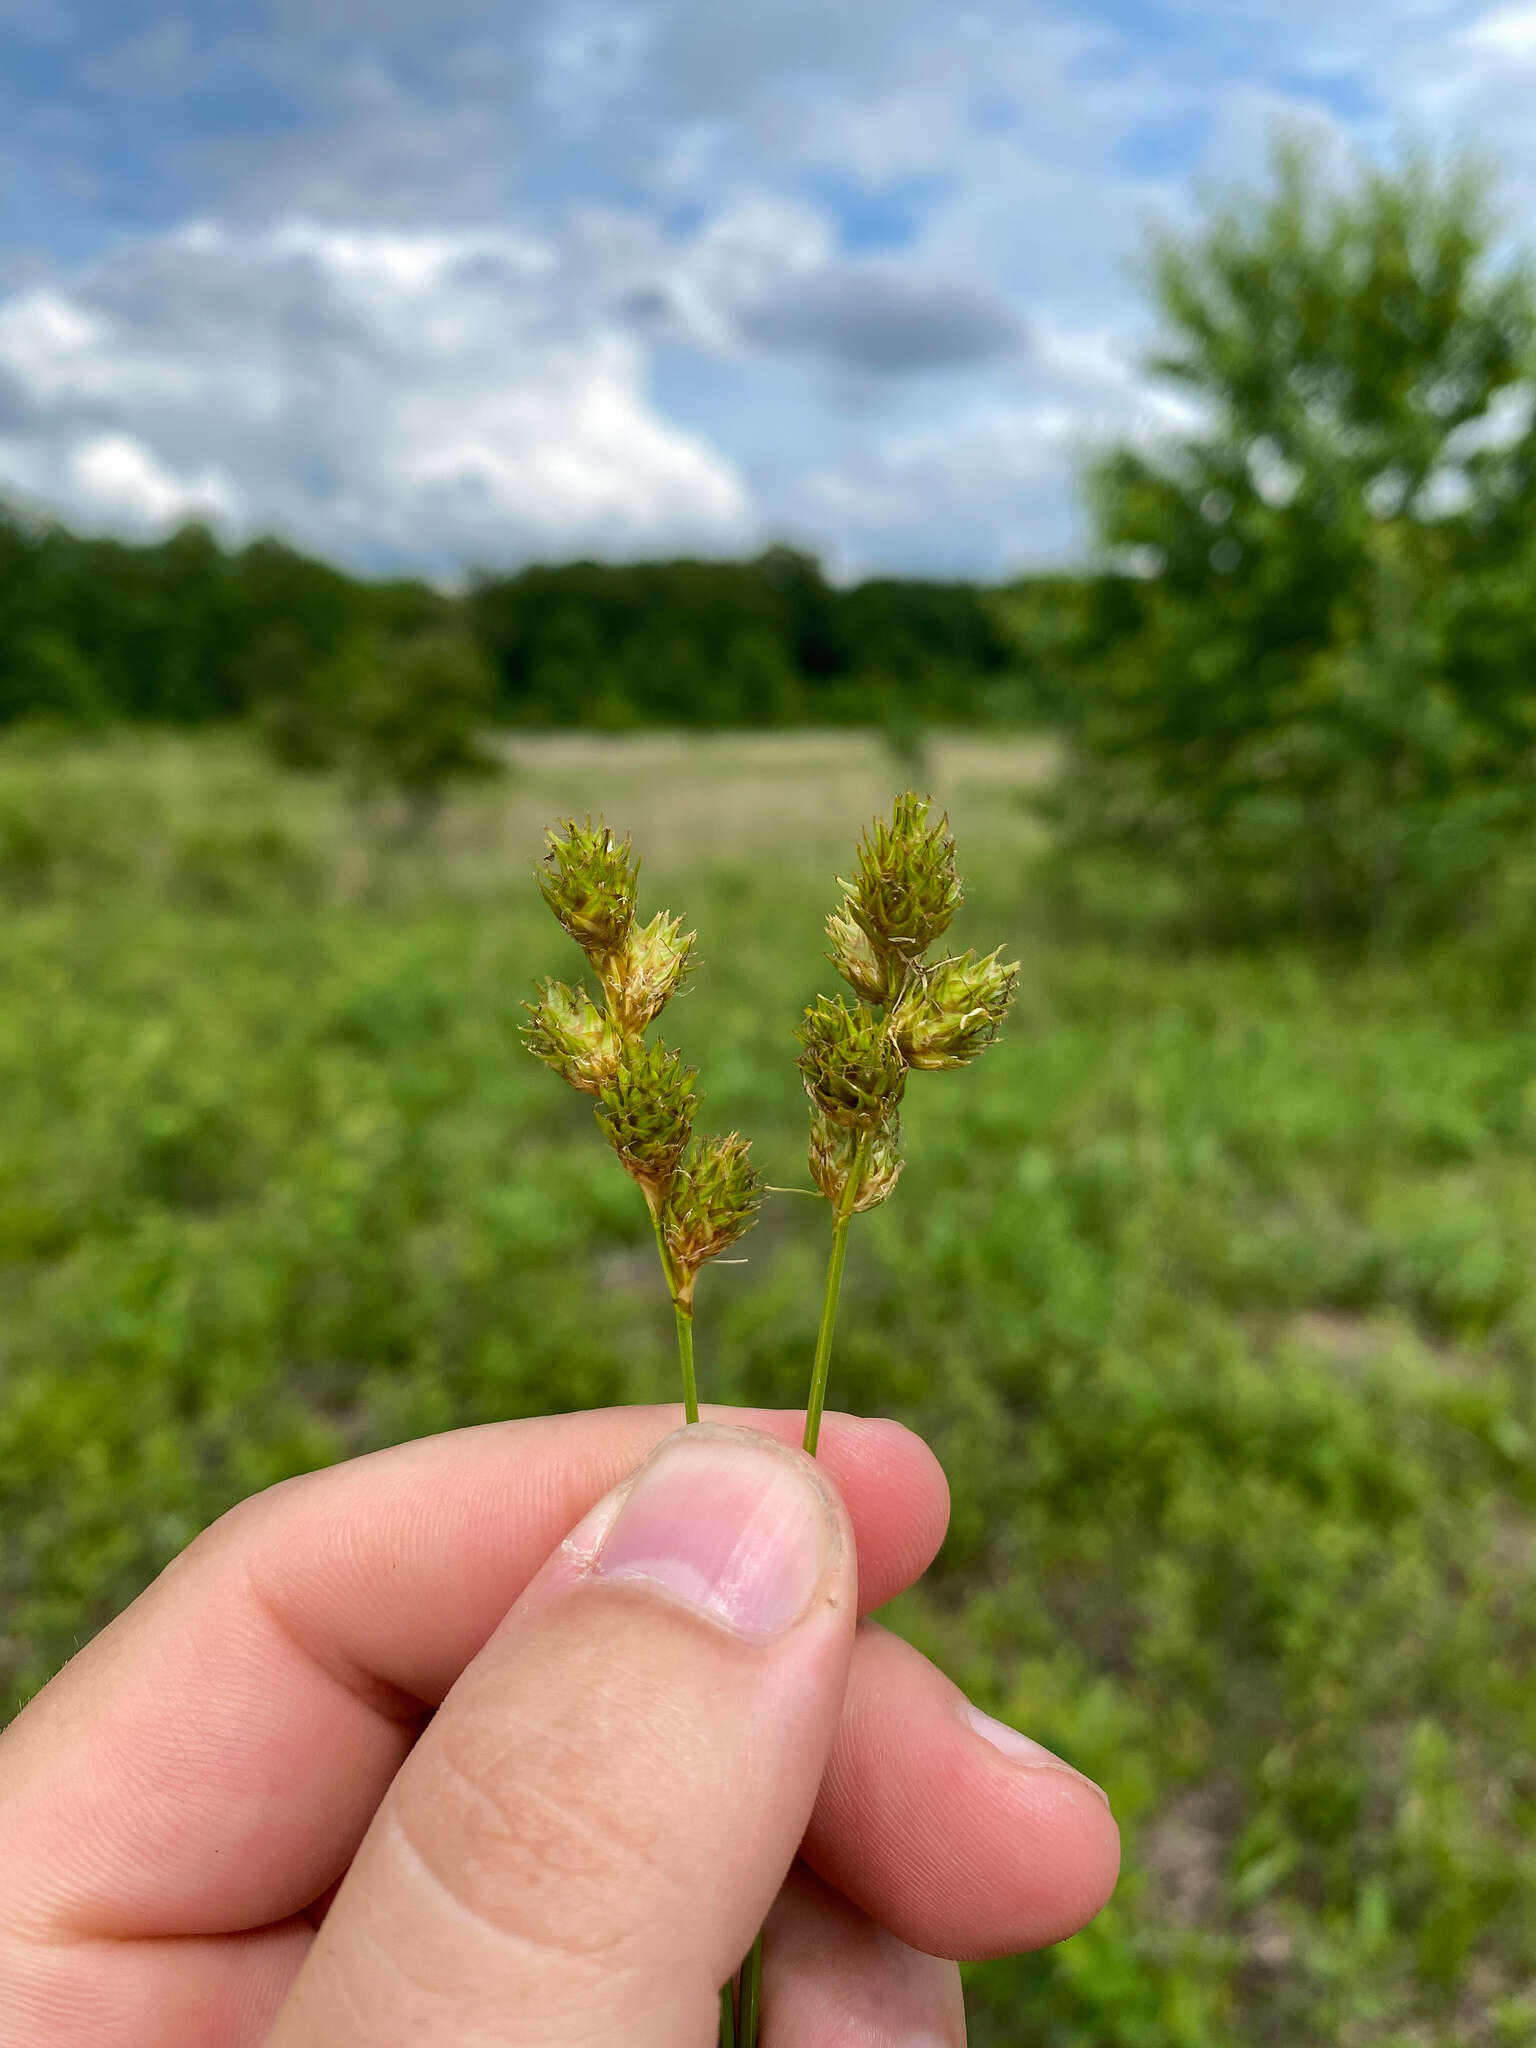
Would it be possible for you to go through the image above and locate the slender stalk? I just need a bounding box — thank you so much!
[649,1208,699,1426]
[728,1138,878,2047]
[674,1300,699,1425]
[802,1129,873,1456]
[739,1935,763,2044]
[719,1981,737,2047]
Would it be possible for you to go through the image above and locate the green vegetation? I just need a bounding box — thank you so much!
[0,508,1036,735]
[11,143,1536,959]
[0,514,449,727]
[338,628,505,820]
[3,729,1534,2046]
[467,547,1030,728]
[259,623,504,822]
[1060,143,1536,941]
[6,133,1536,2046]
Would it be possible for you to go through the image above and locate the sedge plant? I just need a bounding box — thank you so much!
[723,794,1018,2044]
[798,791,1018,1452]
[523,797,1016,2048]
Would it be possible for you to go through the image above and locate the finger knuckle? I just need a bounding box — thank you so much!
[391,1704,675,1971]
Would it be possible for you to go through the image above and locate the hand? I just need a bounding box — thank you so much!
[0,1408,1118,2044]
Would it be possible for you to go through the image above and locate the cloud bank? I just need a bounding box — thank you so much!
[0,0,1532,578]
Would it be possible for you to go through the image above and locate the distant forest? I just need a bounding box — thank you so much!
[0,505,1123,731]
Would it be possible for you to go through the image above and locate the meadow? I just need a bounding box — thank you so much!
[2,727,1535,2045]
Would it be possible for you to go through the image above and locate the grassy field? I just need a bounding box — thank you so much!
[3,728,1535,2044]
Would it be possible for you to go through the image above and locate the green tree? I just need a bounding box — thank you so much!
[343,628,502,828]
[1061,141,1536,938]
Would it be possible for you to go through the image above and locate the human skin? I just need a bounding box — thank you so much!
[0,1406,1119,2045]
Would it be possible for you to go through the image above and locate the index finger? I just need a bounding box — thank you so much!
[0,1404,948,1945]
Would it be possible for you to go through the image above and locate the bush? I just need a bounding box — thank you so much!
[342,629,503,824]
[252,627,503,825]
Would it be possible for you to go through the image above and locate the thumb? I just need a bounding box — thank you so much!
[267,1423,857,2047]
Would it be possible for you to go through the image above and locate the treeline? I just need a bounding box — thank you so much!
[466,549,1042,727]
[0,513,450,728]
[0,507,1089,733]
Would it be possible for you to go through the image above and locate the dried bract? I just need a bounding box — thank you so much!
[537,817,639,959]
[826,901,900,1007]
[521,978,623,1095]
[595,1042,698,1201]
[847,792,961,964]
[890,948,1019,1071]
[604,910,696,1034]
[797,996,907,1129]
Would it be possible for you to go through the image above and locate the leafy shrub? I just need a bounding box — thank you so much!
[253,627,503,825]
[342,628,503,823]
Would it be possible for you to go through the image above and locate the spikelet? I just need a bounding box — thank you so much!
[603,911,696,1035]
[796,996,908,1129]
[536,817,639,960]
[662,1133,764,1306]
[801,791,1016,1215]
[595,1042,698,1205]
[845,791,961,966]
[808,1107,904,1213]
[520,978,623,1095]
[889,948,1020,1071]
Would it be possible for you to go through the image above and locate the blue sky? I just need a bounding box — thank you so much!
[1,0,1532,580]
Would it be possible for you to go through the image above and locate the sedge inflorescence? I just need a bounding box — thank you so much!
[523,818,761,1315]
[522,794,1017,2048]
[800,792,1018,1215]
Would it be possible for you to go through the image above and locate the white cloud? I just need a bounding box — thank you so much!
[0,218,754,572]
[797,399,1093,580]
[1191,85,1356,189]
[1465,2,1536,61]
[68,433,237,530]
[0,186,1080,574]
[0,287,105,394]
[377,332,749,557]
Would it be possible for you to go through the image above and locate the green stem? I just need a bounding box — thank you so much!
[802,1129,873,1456]
[674,1299,699,1425]
[652,1214,721,2031]
[734,1131,878,2048]
[649,1204,699,1425]
[735,1136,875,2045]
[739,1934,763,2046]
